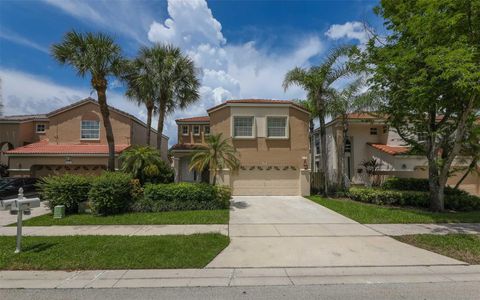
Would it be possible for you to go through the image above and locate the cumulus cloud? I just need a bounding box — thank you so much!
[325,21,370,44]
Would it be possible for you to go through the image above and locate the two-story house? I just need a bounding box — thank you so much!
[313,113,480,195]
[171,99,311,196]
[0,97,169,177]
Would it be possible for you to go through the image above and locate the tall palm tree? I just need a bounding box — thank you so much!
[326,78,379,190]
[140,45,200,154]
[295,99,318,173]
[189,134,240,185]
[123,58,156,146]
[52,31,125,171]
[283,46,353,195]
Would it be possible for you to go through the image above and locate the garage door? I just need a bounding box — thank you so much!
[232,169,299,196]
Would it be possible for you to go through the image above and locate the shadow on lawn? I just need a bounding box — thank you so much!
[22,242,57,253]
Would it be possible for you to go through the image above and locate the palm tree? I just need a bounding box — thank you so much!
[283,46,353,195]
[295,99,318,173]
[52,31,125,171]
[123,58,156,146]
[189,134,240,185]
[120,146,173,184]
[326,78,379,190]
[140,45,200,154]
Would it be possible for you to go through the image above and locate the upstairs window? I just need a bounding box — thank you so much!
[36,124,46,133]
[267,116,288,138]
[81,120,100,140]
[370,127,378,135]
[204,126,210,135]
[181,125,189,135]
[193,125,200,136]
[233,116,254,138]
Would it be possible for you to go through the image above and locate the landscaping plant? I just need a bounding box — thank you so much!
[88,172,133,215]
[120,146,174,184]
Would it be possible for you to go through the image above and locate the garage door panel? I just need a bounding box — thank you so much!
[232,169,299,196]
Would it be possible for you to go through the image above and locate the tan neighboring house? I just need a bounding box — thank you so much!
[170,99,311,196]
[0,97,168,177]
[313,113,480,196]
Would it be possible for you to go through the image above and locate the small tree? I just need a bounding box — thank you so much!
[189,134,240,185]
[52,31,125,171]
[120,146,173,184]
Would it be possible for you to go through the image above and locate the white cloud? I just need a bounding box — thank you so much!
[0,29,49,54]
[325,21,370,44]
[43,0,155,44]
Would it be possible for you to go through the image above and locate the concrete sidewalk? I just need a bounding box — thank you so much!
[1,265,479,289]
[366,223,480,236]
[0,224,228,236]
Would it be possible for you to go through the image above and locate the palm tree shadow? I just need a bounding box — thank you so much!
[22,242,57,253]
[230,201,249,209]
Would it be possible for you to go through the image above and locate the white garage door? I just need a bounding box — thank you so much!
[232,169,300,196]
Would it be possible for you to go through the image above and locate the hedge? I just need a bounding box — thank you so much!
[348,186,480,211]
[88,172,134,216]
[37,174,91,214]
[381,177,468,196]
[135,183,231,212]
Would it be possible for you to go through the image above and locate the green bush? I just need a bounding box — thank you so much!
[381,177,468,196]
[37,174,91,214]
[89,172,133,215]
[348,186,480,211]
[136,183,231,212]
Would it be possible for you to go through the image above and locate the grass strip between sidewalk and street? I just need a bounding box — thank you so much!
[307,196,480,224]
[0,234,229,270]
[394,234,480,264]
[14,210,229,226]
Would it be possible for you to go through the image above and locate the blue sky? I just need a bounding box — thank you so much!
[0,0,380,145]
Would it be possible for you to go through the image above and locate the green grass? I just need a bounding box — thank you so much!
[395,234,480,264]
[16,210,229,226]
[307,196,480,224]
[0,234,229,270]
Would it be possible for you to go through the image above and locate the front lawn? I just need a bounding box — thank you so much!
[308,196,480,224]
[17,210,229,226]
[395,234,480,264]
[0,234,229,270]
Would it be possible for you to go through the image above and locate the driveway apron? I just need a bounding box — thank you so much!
[207,196,464,268]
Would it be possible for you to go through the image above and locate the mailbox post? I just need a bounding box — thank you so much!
[0,187,40,253]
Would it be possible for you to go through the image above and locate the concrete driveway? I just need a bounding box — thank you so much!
[207,196,464,268]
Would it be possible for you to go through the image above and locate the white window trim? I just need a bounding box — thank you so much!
[181,125,189,136]
[193,125,200,136]
[231,116,256,139]
[80,120,100,141]
[204,125,210,136]
[36,124,46,133]
[265,115,289,139]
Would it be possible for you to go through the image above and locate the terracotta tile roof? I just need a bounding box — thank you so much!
[346,112,379,119]
[368,143,410,156]
[176,116,210,123]
[0,114,48,122]
[5,140,130,155]
[170,143,207,151]
[207,99,309,113]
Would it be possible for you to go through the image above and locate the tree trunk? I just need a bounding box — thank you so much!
[336,115,348,191]
[145,100,154,146]
[318,107,329,196]
[212,170,217,185]
[309,119,315,171]
[93,77,115,172]
[454,158,477,189]
[156,99,166,155]
[428,160,445,212]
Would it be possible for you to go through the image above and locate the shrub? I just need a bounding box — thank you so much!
[89,172,133,215]
[120,146,174,184]
[37,174,91,214]
[137,183,230,212]
[381,177,469,196]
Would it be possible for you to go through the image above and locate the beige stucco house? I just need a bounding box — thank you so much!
[0,98,168,177]
[313,113,480,196]
[171,99,311,196]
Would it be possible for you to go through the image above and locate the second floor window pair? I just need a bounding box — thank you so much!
[233,116,288,138]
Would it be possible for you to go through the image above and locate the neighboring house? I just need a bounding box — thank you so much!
[0,98,169,177]
[171,99,311,196]
[313,113,480,196]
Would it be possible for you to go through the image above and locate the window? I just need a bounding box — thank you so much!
[193,125,200,135]
[204,126,210,135]
[345,139,352,153]
[182,125,189,135]
[267,116,288,138]
[233,116,254,138]
[370,127,378,135]
[81,120,100,139]
[315,139,320,155]
[36,124,46,133]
